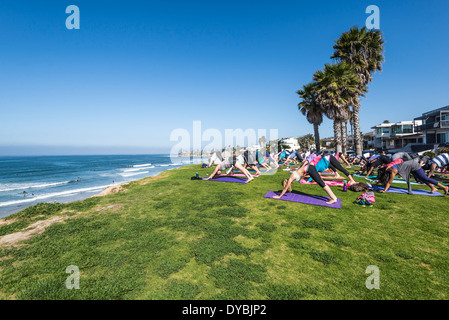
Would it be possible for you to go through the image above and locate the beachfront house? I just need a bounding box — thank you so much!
[414,105,449,145]
[371,121,423,150]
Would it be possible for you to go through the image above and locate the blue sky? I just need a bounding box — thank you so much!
[0,0,448,155]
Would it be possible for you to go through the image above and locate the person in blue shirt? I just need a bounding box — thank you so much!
[274,154,357,205]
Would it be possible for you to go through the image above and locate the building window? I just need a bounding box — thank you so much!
[382,128,390,133]
[402,125,413,133]
[391,126,402,134]
[437,133,447,144]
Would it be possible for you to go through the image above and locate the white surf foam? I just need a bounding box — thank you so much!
[119,171,150,177]
[132,163,152,168]
[0,185,110,208]
[0,181,71,193]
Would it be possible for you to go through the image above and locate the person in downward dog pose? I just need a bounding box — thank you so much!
[283,149,304,167]
[377,159,448,195]
[241,149,262,175]
[255,150,272,172]
[205,155,255,182]
[364,151,392,178]
[207,151,224,168]
[273,154,357,205]
[265,150,279,167]
[335,152,352,168]
[427,153,449,178]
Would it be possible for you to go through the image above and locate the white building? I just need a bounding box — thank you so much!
[281,137,301,150]
[371,120,423,150]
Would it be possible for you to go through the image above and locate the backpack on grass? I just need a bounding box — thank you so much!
[357,192,376,203]
[349,182,370,192]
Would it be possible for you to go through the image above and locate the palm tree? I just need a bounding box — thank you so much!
[297,82,323,152]
[331,26,385,155]
[313,61,364,154]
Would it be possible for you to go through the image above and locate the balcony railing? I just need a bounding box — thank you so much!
[415,121,449,131]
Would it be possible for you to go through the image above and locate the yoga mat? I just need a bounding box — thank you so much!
[300,179,344,186]
[354,174,377,178]
[233,170,260,175]
[221,173,259,178]
[202,176,248,183]
[322,176,346,180]
[264,191,342,209]
[365,178,420,185]
[236,169,274,173]
[372,185,444,196]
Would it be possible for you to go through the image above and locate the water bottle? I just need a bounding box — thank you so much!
[196,172,199,179]
[343,180,347,192]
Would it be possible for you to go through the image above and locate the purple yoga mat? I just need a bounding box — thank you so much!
[221,173,259,177]
[202,176,248,183]
[372,185,444,196]
[264,191,342,209]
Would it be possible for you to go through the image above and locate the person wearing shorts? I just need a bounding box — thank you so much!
[427,153,449,178]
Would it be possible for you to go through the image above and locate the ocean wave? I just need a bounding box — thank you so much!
[122,166,154,172]
[122,168,143,172]
[119,171,150,177]
[132,163,152,168]
[0,181,71,193]
[0,185,109,208]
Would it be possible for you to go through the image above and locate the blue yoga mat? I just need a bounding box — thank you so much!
[365,178,421,185]
[372,185,444,196]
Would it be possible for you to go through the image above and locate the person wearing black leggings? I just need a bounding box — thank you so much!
[305,154,356,184]
[274,154,357,205]
[242,150,262,175]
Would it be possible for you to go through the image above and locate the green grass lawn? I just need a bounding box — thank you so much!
[0,164,448,300]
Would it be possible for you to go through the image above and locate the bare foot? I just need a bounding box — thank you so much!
[443,186,449,195]
[326,198,338,205]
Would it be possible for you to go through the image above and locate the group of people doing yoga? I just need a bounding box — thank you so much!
[275,151,357,205]
[356,150,449,195]
[205,148,279,181]
[204,145,449,200]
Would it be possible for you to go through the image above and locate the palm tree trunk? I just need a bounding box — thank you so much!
[353,108,363,155]
[313,123,321,152]
[341,120,348,155]
[333,120,342,153]
[350,114,354,151]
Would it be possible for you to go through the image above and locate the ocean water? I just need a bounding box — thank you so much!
[0,154,203,218]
